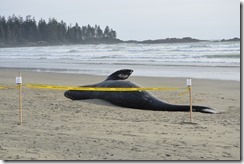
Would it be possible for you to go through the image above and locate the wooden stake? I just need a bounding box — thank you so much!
[189,85,193,123]
[17,72,22,125]
[187,78,193,123]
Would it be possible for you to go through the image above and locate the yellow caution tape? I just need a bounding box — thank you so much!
[0,86,17,89]
[24,83,185,92]
[0,83,187,92]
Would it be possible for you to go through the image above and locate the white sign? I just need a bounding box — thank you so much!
[16,77,22,84]
[187,78,192,86]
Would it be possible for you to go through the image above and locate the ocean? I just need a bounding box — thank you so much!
[0,41,240,81]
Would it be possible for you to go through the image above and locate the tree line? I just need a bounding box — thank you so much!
[0,15,118,46]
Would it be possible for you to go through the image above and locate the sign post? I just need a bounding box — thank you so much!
[187,78,193,123]
[16,72,22,125]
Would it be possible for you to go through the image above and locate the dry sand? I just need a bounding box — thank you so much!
[0,69,240,160]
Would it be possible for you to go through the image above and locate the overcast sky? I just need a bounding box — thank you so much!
[0,0,240,41]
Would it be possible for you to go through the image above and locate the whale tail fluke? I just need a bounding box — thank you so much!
[200,108,220,114]
[193,105,220,114]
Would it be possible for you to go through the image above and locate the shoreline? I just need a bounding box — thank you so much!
[0,68,240,160]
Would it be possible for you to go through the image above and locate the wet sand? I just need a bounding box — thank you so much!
[0,69,240,160]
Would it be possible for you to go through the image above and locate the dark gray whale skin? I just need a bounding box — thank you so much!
[64,69,218,114]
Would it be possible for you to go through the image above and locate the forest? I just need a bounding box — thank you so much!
[0,15,120,47]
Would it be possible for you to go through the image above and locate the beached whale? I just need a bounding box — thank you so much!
[64,69,218,114]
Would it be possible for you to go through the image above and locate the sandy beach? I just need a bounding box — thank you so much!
[0,68,240,160]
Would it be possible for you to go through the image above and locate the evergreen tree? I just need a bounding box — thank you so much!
[109,29,117,38]
[94,25,103,39]
[103,26,110,38]
[57,20,67,42]
[0,16,7,42]
[47,18,58,42]
[38,19,48,41]
[22,15,38,42]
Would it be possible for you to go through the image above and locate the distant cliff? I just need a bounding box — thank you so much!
[138,37,202,44]
[221,37,240,42]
